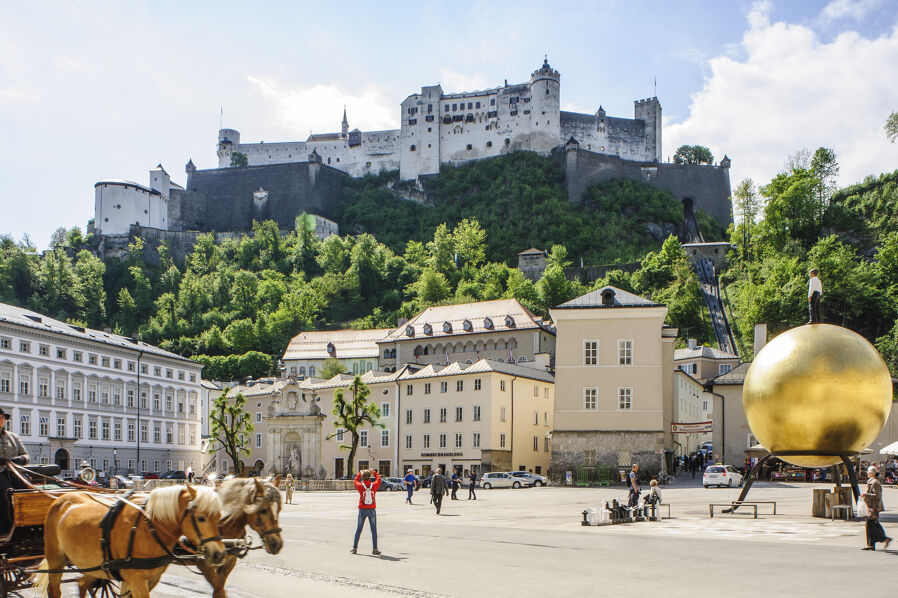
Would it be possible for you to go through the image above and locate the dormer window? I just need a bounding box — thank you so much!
[406,326,415,337]
[463,319,473,332]
[423,323,433,335]
[326,342,336,356]
[505,315,516,328]
[483,317,494,330]
[443,321,452,333]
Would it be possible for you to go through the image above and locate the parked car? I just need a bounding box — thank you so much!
[703,465,744,488]
[381,477,406,491]
[507,471,548,487]
[142,472,160,480]
[161,470,186,480]
[480,472,522,489]
[112,475,134,488]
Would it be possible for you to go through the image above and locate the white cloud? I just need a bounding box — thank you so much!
[820,0,883,22]
[0,88,38,105]
[246,76,397,137]
[665,3,898,191]
[437,70,493,94]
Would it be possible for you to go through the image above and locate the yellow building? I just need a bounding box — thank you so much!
[549,286,677,479]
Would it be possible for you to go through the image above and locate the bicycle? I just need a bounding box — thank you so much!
[656,471,676,486]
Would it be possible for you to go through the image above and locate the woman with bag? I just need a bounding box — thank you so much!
[861,466,892,551]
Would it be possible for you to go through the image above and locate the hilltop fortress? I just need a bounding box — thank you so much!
[93,59,732,262]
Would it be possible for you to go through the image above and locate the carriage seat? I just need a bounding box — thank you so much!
[22,464,62,477]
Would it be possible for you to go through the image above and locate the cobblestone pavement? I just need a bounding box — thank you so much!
[57,479,898,597]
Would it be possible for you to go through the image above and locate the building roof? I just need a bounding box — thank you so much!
[674,346,739,361]
[379,299,552,342]
[0,302,197,365]
[94,180,161,195]
[554,286,661,309]
[706,362,751,386]
[401,359,555,384]
[518,248,547,256]
[283,328,393,361]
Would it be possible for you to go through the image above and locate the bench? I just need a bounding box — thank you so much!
[649,503,671,520]
[831,504,853,521]
[709,501,776,518]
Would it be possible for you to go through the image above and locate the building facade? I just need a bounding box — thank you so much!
[672,369,712,456]
[674,339,739,382]
[281,328,393,378]
[548,287,677,479]
[0,302,204,479]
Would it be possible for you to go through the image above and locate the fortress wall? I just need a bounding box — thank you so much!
[563,148,733,227]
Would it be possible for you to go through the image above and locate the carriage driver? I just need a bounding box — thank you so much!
[0,407,29,533]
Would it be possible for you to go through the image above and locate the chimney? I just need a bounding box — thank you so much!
[754,323,768,358]
[687,338,697,350]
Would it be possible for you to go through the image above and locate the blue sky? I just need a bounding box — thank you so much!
[1,0,897,248]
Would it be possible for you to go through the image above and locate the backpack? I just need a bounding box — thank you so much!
[362,481,374,505]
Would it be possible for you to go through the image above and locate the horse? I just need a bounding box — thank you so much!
[34,484,227,598]
[193,476,283,598]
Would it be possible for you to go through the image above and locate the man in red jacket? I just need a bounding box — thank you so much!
[352,469,381,555]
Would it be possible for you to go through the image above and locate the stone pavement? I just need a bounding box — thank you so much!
[60,478,898,597]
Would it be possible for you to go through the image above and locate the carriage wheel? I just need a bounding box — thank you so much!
[1,565,33,598]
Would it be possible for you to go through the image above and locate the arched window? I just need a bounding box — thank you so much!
[384,349,390,359]
[308,366,316,377]
[518,356,528,363]
[298,366,306,376]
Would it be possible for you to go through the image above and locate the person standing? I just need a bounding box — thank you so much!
[0,407,29,533]
[468,469,477,500]
[403,468,416,505]
[862,466,892,551]
[430,468,449,514]
[450,469,460,500]
[284,473,295,505]
[807,268,822,324]
[627,464,640,508]
[351,469,381,555]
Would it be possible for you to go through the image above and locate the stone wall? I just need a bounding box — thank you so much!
[548,430,666,482]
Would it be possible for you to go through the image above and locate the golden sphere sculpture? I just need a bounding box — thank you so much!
[743,324,892,467]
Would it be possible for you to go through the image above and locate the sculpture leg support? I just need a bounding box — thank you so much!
[725,453,772,513]
[840,456,861,502]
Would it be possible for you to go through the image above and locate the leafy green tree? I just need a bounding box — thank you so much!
[673,145,714,165]
[116,288,138,336]
[230,151,249,168]
[328,376,383,477]
[411,269,451,306]
[35,247,81,320]
[209,389,254,475]
[546,244,572,270]
[452,218,486,268]
[732,179,762,263]
[0,235,37,305]
[73,251,106,326]
[886,111,898,143]
[757,168,819,254]
[427,223,456,275]
[66,227,84,248]
[810,147,839,222]
[320,357,347,379]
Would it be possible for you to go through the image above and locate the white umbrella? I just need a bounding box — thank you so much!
[879,441,898,456]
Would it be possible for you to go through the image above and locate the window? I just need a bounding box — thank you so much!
[255,412,262,423]
[38,416,48,436]
[56,348,65,359]
[544,411,549,425]
[534,410,539,425]
[456,380,464,392]
[140,422,148,443]
[474,378,482,391]
[473,432,481,448]
[424,408,431,423]
[423,434,431,448]
[114,421,121,441]
[154,423,161,443]
[101,357,109,368]
[101,420,110,440]
[500,380,506,392]
[533,385,539,397]
[128,422,135,442]
[618,387,633,410]
[114,359,121,370]
[702,400,709,411]
[128,362,135,372]
[154,367,161,376]
[618,340,633,365]
[473,405,481,421]
[153,393,160,411]
[166,426,173,444]
[408,119,417,125]
[73,351,82,363]
[406,384,413,396]
[89,420,97,439]
[533,436,539,451]
[719,363,733,375]
[584,340,598,365]
[455,433,462,448]
[360,430,369,447]
[584,388,597,410]
[100,387,108,404]
[113,390,121,406]
[38,377,49,397]
[381,429,390,447]
[166,369,173,379]
[20,414,30,435]
[72,382,81,401]
[405,434,412,449]
[0,337,8,350]
[439,408,447,423]
[166,394,173,412]
[255,433,262,448]
[424,383,431,394]
[544,387,549,399]
[439,433,447,448]
[19,376,30,396]
[336,429,344,442]
[0,372,9,393]
[500,406,506,422]
[500,433,506,448]
[73,418,81,438]
[139,391,147,409]
[545,438,550,452]
[56,381,66,399]
[409,144,416,151]
[20,341,30,353]
[440,381,448,393]
[455,406,463,422]
[127,389,134,407]
[39,345,49,356]
[177,397,184,413]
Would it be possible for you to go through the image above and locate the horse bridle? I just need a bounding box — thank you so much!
[181,500,223,554]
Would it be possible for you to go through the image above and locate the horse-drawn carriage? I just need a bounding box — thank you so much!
[0,463,282,598]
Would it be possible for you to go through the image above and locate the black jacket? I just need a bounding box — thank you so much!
[431,474,449,496]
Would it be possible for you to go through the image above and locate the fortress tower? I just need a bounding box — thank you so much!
[634,97,661,162]
[529,57,561,154]
[217,128,240,167]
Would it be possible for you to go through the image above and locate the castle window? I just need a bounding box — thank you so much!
[488,111,497,118]
[510,111,518,116]
[409,119,417,125]
[453,115,463,122]
[485,125,490,131]
[336,158,339,162]
[410,145,416,151]
[486,141,492,148]
[427,104,432,112]
[475,101,481,108]
[452,103,457,111]
[546,88,550,95]
[443,116,452,124]
[524,97,530,103]
[425,115,434,122]
[505,138,510,145]
[524,110,530,115]
[466,144,472,150]
[465,114,474,123]
[510,97,519,104]
[490,98,495,106]
[427,127,432,132]
[468,102,472,109]
[445,105,449,112]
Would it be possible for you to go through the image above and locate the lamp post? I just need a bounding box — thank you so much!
[113,448,117,476]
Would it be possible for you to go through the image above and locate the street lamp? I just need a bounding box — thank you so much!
[113,448,117,476]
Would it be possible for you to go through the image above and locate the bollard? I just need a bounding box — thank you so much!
[581,510,590,526]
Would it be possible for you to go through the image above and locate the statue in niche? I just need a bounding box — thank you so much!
[316,464,327,480]
[287,446,302,476]
[287,392,298,412]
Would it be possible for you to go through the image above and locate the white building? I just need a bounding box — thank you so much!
[672,369,712,456]
[0,302,204,478]
[281,328,393,378]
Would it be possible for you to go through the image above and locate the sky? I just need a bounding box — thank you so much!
[1,0,897,248]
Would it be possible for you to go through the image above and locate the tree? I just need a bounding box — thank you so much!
[320,357,347,379]
[673,145,714,165]
[208,388,254,475]
[426,223,456,275]
[810,147,839,222]
[49,227,68,248]
[452,218,486,268]
[732,179,761,262]
[886,111,898,143]
[329,376,383,478]
[230,151,249,168]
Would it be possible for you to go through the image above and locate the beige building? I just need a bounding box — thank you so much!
[220,359,553,479]
[672,369,712,456]
[549,286,677,478]
[707,362,752,466]
[282,328,393,377]
[674,339,739,382]
[377,299,555,372]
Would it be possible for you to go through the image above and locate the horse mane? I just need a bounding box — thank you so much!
[219,477,281,521]
[146,485,222,525]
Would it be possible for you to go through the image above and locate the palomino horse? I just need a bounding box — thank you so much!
[34,484,226,598]
[194,477,283,598]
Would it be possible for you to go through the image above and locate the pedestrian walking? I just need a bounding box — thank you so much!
[404,468,416,505]
[807,268,822,324]
[861,466,892,551]
[468,469,477,500]
[430,468,449,514]
[689,455,697,479]
[351,469,381,555]
[285,473,295,505]
[450,470,460,500]
[627,464,640,508]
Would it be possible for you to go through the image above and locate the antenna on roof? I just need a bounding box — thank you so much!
[654,76,657,97]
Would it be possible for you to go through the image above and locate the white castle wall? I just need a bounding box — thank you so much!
[94,181,168,236]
